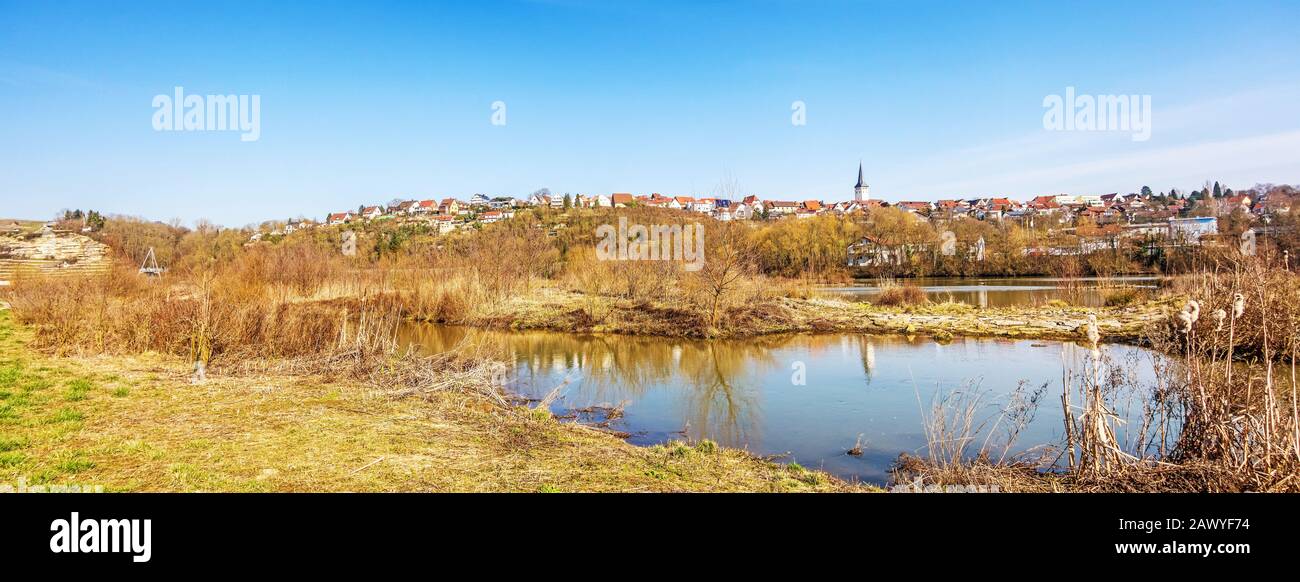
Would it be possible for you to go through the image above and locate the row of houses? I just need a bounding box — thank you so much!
[306,184,1294,240]
[845,215,1233,268]
[320,192,856,227]
[528,192,890,221]
[897,190,1293,227]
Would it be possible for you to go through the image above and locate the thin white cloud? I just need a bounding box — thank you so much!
[932,129,1300,194]
[0,61,99,90]
[883,86,1300,198]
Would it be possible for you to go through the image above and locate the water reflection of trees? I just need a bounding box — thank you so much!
[400,325,896,447]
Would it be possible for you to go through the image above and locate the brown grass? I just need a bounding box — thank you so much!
[0,320,855,491]
[1102,287,1147,307]
[0,261,859,491]
[872,281,928,307]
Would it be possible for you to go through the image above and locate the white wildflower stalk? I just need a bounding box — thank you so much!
[1227,293,1245,385]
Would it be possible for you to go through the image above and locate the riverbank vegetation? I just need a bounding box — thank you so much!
[3,210,1296,492]
[895,250,1300,492]
[0,306,857,492]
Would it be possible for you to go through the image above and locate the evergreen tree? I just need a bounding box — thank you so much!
[1213,181,1223,198]
[1141,185,1152,197]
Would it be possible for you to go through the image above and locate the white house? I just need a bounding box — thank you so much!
[732,203,752,220]
[767,201,799,216]
[412,200,437,215]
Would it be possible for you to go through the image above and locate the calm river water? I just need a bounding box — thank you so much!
[401,325,1164,484]
[820,276,1160,307]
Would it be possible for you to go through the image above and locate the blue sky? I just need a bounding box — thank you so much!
[2,0,1298,226]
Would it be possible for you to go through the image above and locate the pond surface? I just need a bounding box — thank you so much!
[820,276,1160,307]
[401,325,1165,484]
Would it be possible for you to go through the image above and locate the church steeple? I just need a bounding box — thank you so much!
[854,162,870,202]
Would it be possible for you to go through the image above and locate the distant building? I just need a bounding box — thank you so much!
[412,199,437,215]
[854,162,870,202]
[1168,216,1218,241]
[767,201,799,216]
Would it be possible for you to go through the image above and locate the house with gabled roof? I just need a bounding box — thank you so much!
[896,201,933,216]
[766,200,799,216]
[1221,194,1253,215]
[432,214,457,234]
[412,199,438,214]
[391,200,418,215]
[732,203,753,220]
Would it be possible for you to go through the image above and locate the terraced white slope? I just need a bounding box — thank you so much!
[0,231,111,279]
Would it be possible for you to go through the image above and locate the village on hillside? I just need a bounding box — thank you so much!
[19,169,1294,274]
[256,166,1296,259]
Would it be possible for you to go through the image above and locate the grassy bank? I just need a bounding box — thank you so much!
[0,310,860,492]
[455,283,1173,344]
